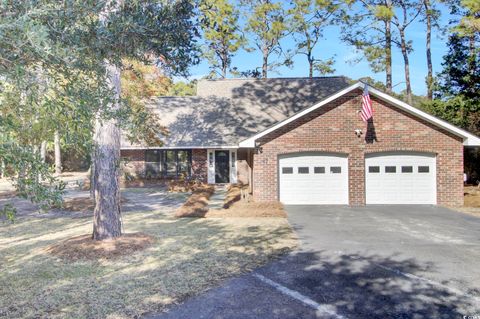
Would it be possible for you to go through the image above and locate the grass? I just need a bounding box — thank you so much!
[0,198,296,318]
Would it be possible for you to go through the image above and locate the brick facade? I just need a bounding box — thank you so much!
[121,150,145,178]
[191,149,208,183]
[252,89,464,206]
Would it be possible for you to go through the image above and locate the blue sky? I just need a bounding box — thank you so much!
[182,3,454,96]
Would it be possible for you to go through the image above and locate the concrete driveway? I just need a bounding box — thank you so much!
[150,206,480,319]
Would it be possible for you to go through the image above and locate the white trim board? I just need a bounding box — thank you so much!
[239,82,480,147]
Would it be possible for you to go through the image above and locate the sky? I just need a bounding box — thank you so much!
[181,3,455,97]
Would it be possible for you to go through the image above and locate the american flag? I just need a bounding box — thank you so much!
[360,84,373,122]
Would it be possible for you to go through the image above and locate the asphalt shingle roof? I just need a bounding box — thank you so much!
[121,76,351,148]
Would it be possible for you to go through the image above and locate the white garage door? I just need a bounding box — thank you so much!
[279,153,349,205]
[365,152,436,204]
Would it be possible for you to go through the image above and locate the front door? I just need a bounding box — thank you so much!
[215,150,230,183]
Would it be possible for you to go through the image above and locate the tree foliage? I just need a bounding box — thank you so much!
[289,0,340,77]
[421,32,480,134]
[0,1,199,222]
[340,0,395,91]
[242,0,289,78]
[199,0,245,78]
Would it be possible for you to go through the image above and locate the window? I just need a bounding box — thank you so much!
[145,150,162,177]
[282,167,293,174]
[165,151,177,177]
[298,167,309,174]
[385,166,396,173]
[231,152,236,168]
[177,150,191,178]
[418,166,430,173]
[145,150,161,163]
[368,166,380,173]
[330,166,341,174]
[314,167,325,174]
[401,166,413,173]
[145,149,192,179]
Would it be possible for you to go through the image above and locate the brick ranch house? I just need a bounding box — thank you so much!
[121,77,480,206]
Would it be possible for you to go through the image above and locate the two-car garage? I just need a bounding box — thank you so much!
[278,152,437,205]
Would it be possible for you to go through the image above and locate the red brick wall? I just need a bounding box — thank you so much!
[253,89,464,206]
[192,149,208,183]
[121,150,145,177]
[120,149,208,182]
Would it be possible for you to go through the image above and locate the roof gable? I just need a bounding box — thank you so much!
[239,82,480,147]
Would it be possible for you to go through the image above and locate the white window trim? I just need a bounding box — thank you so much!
[207,149,237,184]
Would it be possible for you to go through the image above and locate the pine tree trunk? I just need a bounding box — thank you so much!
[0,161,4,179]
[89,151,95,201]
[54,131,61,175]
[308,54,314,78]
[385,17,393,93]
[424,0,433,100]
[92,62,122,240]
[262,44,268,78]
[40,141,47,163]
[399,29,412,105]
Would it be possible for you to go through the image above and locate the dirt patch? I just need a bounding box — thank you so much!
[175,185,215,217]
[0,190,16,200]
[206,184,287,218]
[46,233,155,261]
[208,201,287,218]
[446,186,480,217]
[464,186,480,207]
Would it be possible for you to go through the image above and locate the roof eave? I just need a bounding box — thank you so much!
[239,82,480,148]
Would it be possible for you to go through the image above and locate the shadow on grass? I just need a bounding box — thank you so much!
[0,208,296,318]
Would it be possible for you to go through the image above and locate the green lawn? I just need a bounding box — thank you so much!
[0,205,296,318]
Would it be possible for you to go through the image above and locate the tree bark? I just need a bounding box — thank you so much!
[54,131,61,175]
[262,43,268,78]
[92,62,122,240]
[424,0,433,100]
[382,0,393,92]
[0,161,5,179]
[399,28,413,105]
[40,141,47,163]
[385,18,393,93]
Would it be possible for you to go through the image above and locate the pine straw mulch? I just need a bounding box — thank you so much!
[45,233,155,261]
[449,186,480,217]
[60,196,128,213]
[0,190,16,200]
[174,185,215,217]
[176,184,287,218]
[207,201,287,218]
[209,184,287,218]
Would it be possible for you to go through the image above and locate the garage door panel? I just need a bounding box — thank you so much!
[279,153,348,205]
[365,152,436,204]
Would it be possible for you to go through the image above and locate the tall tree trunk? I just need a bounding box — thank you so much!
[262,43,268,78]
[399,29,413,105]
[40,141,47,163]
[89,150,95,201]
[308,53,313,78]
[0,161,5,179]
[424,0,433,100]
[385,18,393,93]
[54,131,61,175]
[92,62,122,240]
[221,50,227,79]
